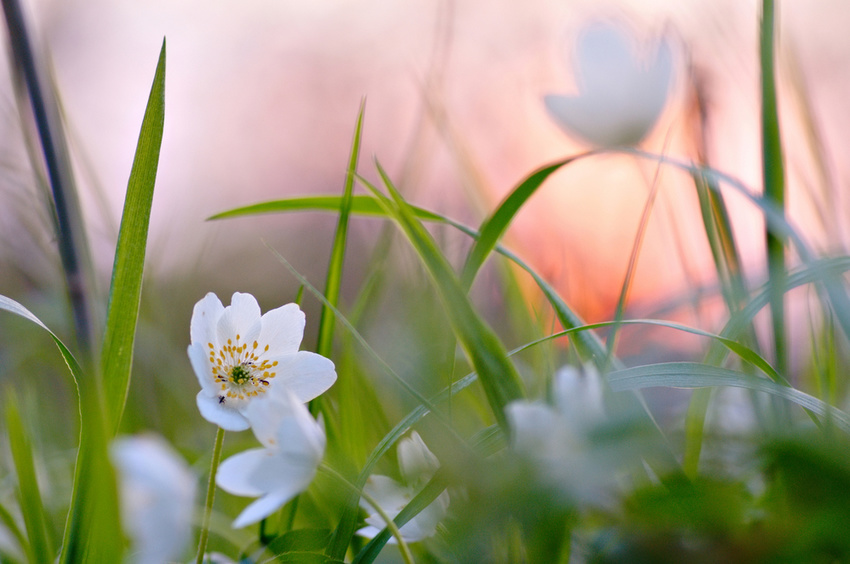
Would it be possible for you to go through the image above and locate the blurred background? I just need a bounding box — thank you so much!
[1,0,849,441]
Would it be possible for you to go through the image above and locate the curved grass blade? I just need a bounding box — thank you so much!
[5,392,53,564]
[213,194,609,365]
[608,362,850,433]
[100,39,166,434]
[0,295,122,563]
[459,152,594,290]
[208,194,443,222]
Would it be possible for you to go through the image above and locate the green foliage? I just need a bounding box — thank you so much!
[100,39,167,434]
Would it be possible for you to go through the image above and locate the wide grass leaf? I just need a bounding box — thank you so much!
[100,39,166,433]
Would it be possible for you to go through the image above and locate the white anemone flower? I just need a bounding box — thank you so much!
[506,364,613,506]
[188,292,337,431]
[110,434,197,564]
[357,432,450,543]
[544,22,674,147]
[216,391,326,528]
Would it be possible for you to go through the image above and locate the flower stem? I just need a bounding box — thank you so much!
[318,464,415,564]
[196,427,225,564]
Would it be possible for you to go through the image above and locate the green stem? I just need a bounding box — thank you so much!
[319,464,415,564]
[196,427,225,564]
[760,0,786,375]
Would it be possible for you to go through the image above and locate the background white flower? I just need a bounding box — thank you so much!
[215,391,326,528]
[506,364,615,506]
[188,292,337,431]
[544,22,674,147]
[110,434,197,564]
[357,432,449,543]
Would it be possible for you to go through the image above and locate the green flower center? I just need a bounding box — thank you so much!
[230,365,252,384]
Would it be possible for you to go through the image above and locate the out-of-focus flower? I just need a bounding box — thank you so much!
[215,391,326,528]
[357,432,449,543]
[544,22,674,147]
[506,364,614,506]
[110,434,197,564]
[188,292,336,431]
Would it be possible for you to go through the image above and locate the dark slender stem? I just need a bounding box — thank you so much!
[2,0,94,355]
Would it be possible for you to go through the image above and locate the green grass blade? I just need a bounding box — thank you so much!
[315,100,364,358]
[459,152,593,290]
[371,162,525,426]
[0,295,123,563]
[5,392,53,564]
[207,194,444,222]
[100,39,166,433]
[0,499,29,563]
[608,362,850,433]
[760,0,787,374]
[212,194,608,365]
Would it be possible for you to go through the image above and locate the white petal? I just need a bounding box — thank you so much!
[360,475,410,514]
[355,524,386,541]
[190,293,224,347]
[267,351,337,403]
[188,343,216,393]
[231,488,298,529]
[216,292,262,347]
[506,401,564,457]
[398,432,440,483]
[110,434,196,564]
[553,363,605,424]
[257,303,305,356]
[216,448,276,496]
[244,393,326,460]
[196,392,250,431]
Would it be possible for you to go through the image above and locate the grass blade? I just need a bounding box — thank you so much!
[460,152,593,290]
[5,391,53,564]
[100,39,166,433]
[608,362,850,433]
[760,0,787,374]
[315,99,365,358]
[0,295,123,563]
[371,162,525,426]
[2,0,95,354]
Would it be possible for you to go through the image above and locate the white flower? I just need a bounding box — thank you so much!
[544,22,674,147]
[357,432,449,543]
[506,364,613,506]
[188,292,337,431]
[215,391,326,528]
[110,434,197,564]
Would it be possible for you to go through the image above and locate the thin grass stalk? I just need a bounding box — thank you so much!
[760,0,787,375]
[196,427,225,564]
[1,0,95,357]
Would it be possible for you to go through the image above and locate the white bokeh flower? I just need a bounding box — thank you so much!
[188,292,337,431]
[357,432,449,543]
[506,364,614,506]
[544,22,674,147]
[215,391,326,528]
[110,434,197,564]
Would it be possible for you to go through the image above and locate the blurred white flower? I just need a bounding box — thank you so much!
[357,432,449,543]
[188,292,337,431]
[110,434,197,564]
[544,22,674,147]
[215,391,326,528]
[506,364,614,506]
